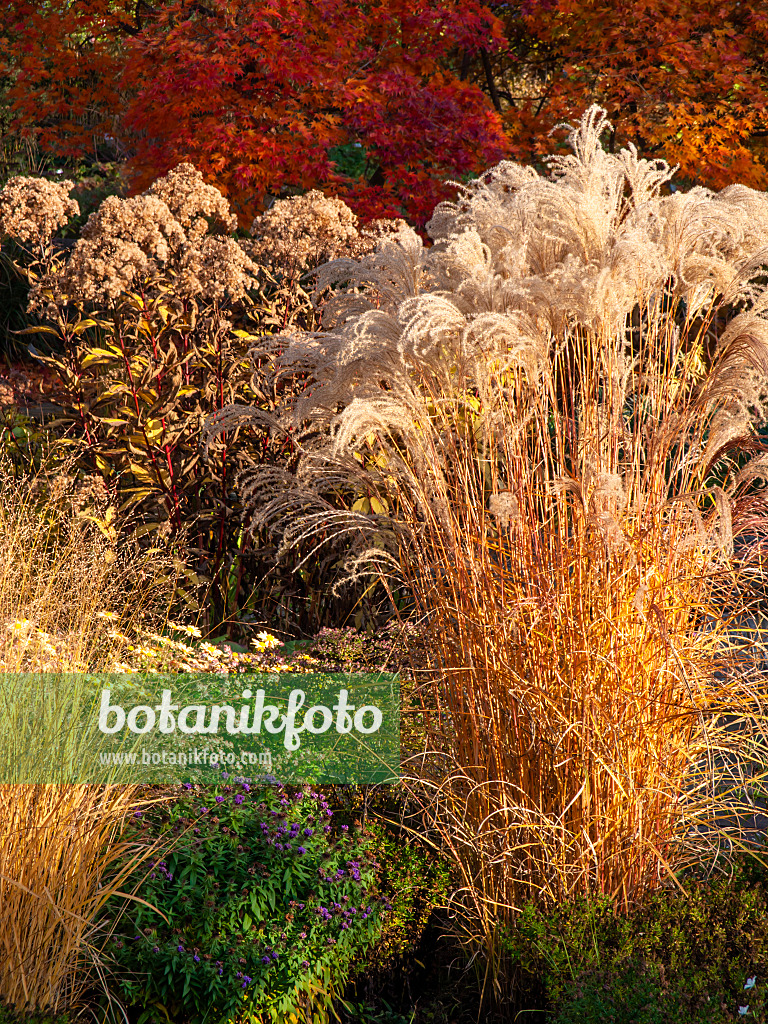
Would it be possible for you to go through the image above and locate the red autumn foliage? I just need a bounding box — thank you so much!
[3,0,766,227]
[475,0,768,190]
[0,0,510,230]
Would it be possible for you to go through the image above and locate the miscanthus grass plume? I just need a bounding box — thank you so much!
[207,107,768,986]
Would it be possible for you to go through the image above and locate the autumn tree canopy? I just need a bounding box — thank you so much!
[471,0,768,191]
[1,0,767,228]
[0,0,510,229]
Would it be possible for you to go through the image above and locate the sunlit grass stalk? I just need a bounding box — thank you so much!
[392,308,768,978]
[0,444,183,1011]
[0,783,170,1014]
[233,107,768,999]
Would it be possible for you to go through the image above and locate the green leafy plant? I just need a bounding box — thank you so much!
[503,856,768,1022]
[103,780,387,1024]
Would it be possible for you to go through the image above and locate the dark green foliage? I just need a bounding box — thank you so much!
[104,780,387,1024]
[502,854,768,1023]
[0,240,59,360]
[328,142,378,183]
[354,820,451,974]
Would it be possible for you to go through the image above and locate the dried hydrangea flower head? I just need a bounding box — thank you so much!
[0,176,79,245]
[145,162,238,241]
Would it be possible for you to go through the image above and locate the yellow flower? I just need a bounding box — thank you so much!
[169,622,203,639]
[7,619,32,634]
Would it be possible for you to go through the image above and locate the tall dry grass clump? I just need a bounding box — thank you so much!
[0,784,164,1015]
[210,108,768,985]
[0,447,180,675]
[0,445,180,1013]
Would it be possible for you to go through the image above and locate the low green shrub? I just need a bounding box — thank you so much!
[354,819,451,975]
[102,778,388,1024]
[503,854,768,1023]
[0,1007,71,1024]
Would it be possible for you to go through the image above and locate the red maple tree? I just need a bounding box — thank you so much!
[1,0,510,229]
[468,0,768,190]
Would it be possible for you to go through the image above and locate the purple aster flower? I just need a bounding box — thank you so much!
[242,783,251,792]
[234,794,244,804]
[303,828,314,837]
[297,846,307,855]
[199,807,209,814]
[183,782,193,790]
[261,956,270,964]
[177,944,185,952]
[152,946,160,953]
[133,811,142,818]
[193,955,200,962]
[221,771,229,779]
[215,795,225,803]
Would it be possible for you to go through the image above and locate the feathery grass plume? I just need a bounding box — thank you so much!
[211,106,768,995]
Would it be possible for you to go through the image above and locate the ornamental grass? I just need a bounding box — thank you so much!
[0,783,167,1015]
[0,447,181,1013]
[218,107,768,997]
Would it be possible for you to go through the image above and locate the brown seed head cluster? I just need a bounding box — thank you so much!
[145,162,238,241]
[248,190,405,273]
[25,164,247,308]
[29,236,151,309]
[0,176,79,245]
[80,193,187,262]
[176,235,259,302]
